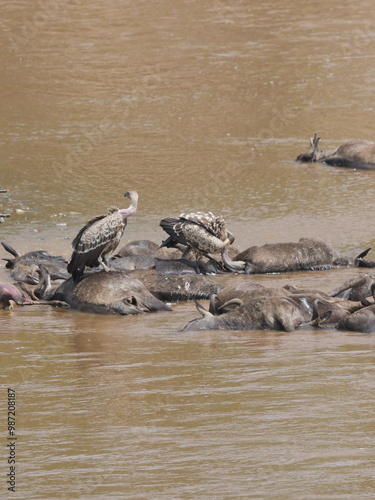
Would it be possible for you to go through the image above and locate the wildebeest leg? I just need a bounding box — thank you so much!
[17,280,68,307]
[181,247,193,259]
[17,282,39,301]
[30,300,70,308]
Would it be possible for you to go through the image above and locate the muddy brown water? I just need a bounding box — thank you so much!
[1,1,375,498]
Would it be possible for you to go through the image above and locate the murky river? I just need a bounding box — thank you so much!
[1,0,375,498]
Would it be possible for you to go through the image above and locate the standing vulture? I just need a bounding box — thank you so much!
[67,191,138,281]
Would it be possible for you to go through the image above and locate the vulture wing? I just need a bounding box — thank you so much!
[159,218,191,247]
[179,212,228,241]
[68,211,125,281]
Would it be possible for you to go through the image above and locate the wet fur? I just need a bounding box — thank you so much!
[296,135,375,170]
[234,238,369,274]
[53,271,171,315]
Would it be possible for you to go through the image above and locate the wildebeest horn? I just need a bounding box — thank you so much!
[195,301,213,318]
[209,294,219,314]
[1,242,20,258]
[218,298,244,313]
[311,298,331,322]
[309,311,332,327]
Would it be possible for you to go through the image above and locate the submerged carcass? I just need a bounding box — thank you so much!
[46,271,172,315]
[328,273,375,301]
[182,280,366,332]
[233,238,373,274]
[0,280,68,310]
[0,282,34,309]
[1,242,69,284]
[336,305,375,333]
[182,295,315,332]
[130,269,224,302]
[296,134,375,169]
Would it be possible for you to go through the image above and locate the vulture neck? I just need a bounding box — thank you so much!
[119,192,138,219]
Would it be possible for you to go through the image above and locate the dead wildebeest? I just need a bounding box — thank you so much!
[208,282,291,315]
[309,297,364,326]
[232,238,373,274]
[109,254,205,275]
[313,280,375,333]
[114,240,230,274]
[181,294,319,332]
[41,270,172,315]
[114,239,183,260]
[328,273,375,301]
[0,282,35,309]
[296,133,375,169]
[206,282,364,327]
[0,280,68,310]
[130,269,224,302]
[282,284,365,324]
[336,304,375,333]
[1,242,69,284]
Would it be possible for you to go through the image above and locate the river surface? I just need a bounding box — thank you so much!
[1,1,375,498]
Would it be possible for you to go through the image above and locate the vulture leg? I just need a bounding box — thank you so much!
[98,255,112,273]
